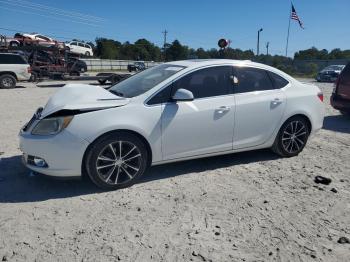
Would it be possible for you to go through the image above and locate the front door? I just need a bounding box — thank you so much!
[161,66,236,160]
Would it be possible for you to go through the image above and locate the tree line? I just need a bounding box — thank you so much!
[91,37,350,61]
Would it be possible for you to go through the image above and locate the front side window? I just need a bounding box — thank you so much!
[109,64,185,98]
[70,42,77,46]
[172,66,232,99]
[234,67,274,93]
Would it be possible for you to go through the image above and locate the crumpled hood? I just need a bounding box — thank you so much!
[41,84,129,118]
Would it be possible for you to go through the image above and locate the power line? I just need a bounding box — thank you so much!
[0,6,100,27]
[0,0,106,23]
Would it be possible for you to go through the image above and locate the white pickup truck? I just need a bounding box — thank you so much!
[0,53,31,88]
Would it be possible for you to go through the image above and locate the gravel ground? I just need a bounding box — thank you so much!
[0,79,349,262]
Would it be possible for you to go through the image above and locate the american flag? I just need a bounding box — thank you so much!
[291,4,304,29]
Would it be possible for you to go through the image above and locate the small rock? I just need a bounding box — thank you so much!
[214,232,220,236]
[192,251,198,256]
[330,188,337,193]
[263,200,268,204]
[164,243,169,249]
[2,256,8,261]
[215,225,220,229]
[310,254,316,259]
[340,179,345,183]
[337,237,350,244]
[137,207,141,211]
[268,252,273,256]
[314,176,332,185]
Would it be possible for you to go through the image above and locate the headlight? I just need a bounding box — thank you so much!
[31,116,73,135]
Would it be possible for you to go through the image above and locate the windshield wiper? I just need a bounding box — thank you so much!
[109,89,124,97]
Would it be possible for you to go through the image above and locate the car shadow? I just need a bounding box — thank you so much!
[323,114,350,134]
[0,149,278,203]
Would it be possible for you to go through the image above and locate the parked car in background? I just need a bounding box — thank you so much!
[127,61,146,72]
[316,65,345,82]
[19,60,324,189]
[331,63,350,115]
[66,41,93,56]
[0,53,31,88]
[67,58,88,76]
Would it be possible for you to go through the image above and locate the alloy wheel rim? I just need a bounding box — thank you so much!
[2,78,13,87]
[281,121,307,154]
[96,141,142,185]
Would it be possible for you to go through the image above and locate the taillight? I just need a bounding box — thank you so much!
[27,67,32,74]
[317,92,324,102]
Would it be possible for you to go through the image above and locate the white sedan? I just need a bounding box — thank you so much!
[19,60,325,189]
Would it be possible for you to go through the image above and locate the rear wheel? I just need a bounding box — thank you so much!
[85,51,90,56]
[85,132,149,190]
[0,74,16,89]
[272,116,310,157]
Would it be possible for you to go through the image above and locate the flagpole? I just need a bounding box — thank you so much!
[285,2,292,57]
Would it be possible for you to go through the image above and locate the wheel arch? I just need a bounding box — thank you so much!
[81,129,153,178]
[0,71,18,80]
[281,113,312,133]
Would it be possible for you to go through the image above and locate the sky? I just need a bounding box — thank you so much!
[0,0,349,56]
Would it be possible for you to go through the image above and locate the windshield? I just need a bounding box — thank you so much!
[109,64,185,98]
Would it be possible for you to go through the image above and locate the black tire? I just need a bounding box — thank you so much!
[69,71,80,76]
[85,51,90,56]
[98,79,106,85]
[0,74,16,89]
[271,116,310,157]
[85,132,149,190]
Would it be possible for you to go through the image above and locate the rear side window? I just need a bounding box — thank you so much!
[0,54,27,64]
[268,72,289,89]
[172,66,232,99]
[78,43,84,47]
[234,67,274,93]
[70,42,77,46]
[84,44,91,48]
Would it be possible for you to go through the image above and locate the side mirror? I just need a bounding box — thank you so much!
[172,88,194,102]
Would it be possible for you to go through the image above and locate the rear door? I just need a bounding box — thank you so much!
[337,64,350,100]
[232,67,287,149]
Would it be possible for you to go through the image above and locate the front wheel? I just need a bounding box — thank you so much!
[85,132,149,190]
[272,116,310,157]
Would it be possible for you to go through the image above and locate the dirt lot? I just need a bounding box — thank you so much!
[0,79,349,262]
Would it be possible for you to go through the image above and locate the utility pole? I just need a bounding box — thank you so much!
[266,42,269,55]
[162,30,168,61]
[257,28,263,56]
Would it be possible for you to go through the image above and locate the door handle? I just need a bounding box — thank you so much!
[271,98,283,105]
[216,106,230,113]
